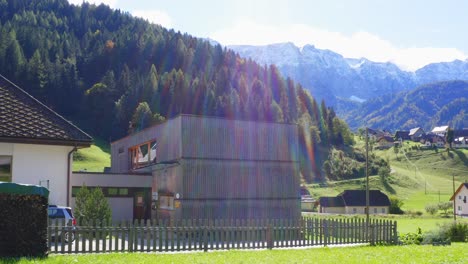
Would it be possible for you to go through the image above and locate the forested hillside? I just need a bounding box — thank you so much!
[0,0,361,181]
[345,81,468,131]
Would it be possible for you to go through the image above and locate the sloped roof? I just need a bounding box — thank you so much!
[454,129,468,137]
[431,126,449,133]
[378,136,394,143]
[319,196,345,207]
[0,74,92,146]
[394,131,410,139]
[340,190,391,207]
[449,183,468,201]
[409,127,423,136]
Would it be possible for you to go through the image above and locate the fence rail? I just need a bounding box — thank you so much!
[48,217,397,254]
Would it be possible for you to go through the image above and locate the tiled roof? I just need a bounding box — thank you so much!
[340,190,391,207]
[0,74,92,146]
[318,196,345,207]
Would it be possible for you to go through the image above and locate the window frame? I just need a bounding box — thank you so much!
[129,139,157,170]
[0,155,13,182]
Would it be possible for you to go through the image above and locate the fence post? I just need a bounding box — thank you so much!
[393,221,398,244]
[203,221,208,252]
[370,224,375,246]
[266,224,273,249]
[323,220,328,246]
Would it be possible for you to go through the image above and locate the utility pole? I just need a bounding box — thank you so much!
[366,128,370,226]
[453,174,456,221]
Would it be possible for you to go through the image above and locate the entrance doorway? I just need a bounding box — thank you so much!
[133,192,145,220]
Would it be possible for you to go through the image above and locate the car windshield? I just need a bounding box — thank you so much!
[65,208,73,217]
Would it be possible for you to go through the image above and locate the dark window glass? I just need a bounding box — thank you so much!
[0,156,12,182]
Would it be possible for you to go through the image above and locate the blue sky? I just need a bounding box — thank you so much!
[68,0,468,71]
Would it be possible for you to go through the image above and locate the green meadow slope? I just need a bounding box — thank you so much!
[306,140,468,213]
[72,139,110,172]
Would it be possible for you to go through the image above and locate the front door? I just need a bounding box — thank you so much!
[134,192,145,220]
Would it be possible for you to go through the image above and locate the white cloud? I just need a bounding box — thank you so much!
[131,10,173,29]
[67,0,118,8]
[210,19,467,71]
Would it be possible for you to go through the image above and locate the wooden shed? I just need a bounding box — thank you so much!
[111,115,300,221]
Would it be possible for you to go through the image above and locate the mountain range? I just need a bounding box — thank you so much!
[344,81,468,131]
[229,42,468,130]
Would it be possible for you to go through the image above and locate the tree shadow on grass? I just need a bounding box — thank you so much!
[453,149,468,166]
[382,179,396,194]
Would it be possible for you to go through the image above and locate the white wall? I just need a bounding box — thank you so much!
[454,186,468,216]
[0,142,73,205]
[345,206,389,214]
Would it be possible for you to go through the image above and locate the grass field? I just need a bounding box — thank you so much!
[72,138,110,172]
[306,145,468,214]
[3,243,468,264]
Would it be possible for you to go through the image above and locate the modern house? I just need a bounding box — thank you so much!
[318,190,390,214]
[450,183,468,217]
[408,127,425,142]
[109,115,301,221]
[0,74,92,206]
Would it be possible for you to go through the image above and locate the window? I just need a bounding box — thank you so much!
[458,206,462,211]
[374,208,377,214]
[0,156,12,182]
[382,208,385,213]
[459,195,462,200]
[119,188,128,196]
[352,208,357,213]
[108,188,118,195]
[129,140,157,169]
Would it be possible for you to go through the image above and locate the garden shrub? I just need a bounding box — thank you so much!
[421,229,449,245]
[389,196,404,214]
[444,222,468,242]
[399,228,423,245]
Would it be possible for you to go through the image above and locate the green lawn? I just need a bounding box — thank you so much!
[3,243,468,264]
[302,213,468,234]
[72,138,110,172]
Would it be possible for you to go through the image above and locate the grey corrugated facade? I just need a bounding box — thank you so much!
[111,115,300,220]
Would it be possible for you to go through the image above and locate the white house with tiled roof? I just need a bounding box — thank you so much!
[0,74,92,206]
[450,183,468,217]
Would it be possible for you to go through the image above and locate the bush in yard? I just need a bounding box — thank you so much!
[443,222,468,242]
[389,196,404,214]
[399,228,423,245]
[425,203,439,215]
[421,228,449,245]
[74,185,111,226]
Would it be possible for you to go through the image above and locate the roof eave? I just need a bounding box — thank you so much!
[0,136,92,147]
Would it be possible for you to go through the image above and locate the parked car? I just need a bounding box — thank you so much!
[48,205,76,243]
